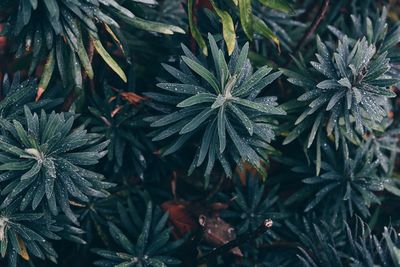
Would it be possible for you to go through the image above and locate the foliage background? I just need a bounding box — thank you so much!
[0,0,400,266]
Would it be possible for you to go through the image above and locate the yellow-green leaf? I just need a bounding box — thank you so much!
[188,0,208,55]
[92,37,127,83]
[77,32,94,80]
[253,16,280,48]
[211,0,236,55]
[257,0,294,13]
[238,0,254,40]
[105,24,125,55]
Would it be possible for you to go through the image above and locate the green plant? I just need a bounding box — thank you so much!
[282,36,397,151]
[0,106,112,224]
[286,140,385,219]
[93,201,182,266]
[0,0,183,96]
[88,81,153,178]
[149,34,285,178]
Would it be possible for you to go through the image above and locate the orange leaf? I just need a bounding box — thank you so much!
[17,235,30,261]
[120,92,146,105]
[161,201,198,238]
[111,105,123,117]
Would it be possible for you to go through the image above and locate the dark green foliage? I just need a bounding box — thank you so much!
[0,106,112,224]
[93,201,182,267]
[149,34,285,178]
[287,140,385,219]
[0,202,60,267]
[282,35,397,150]
[1,0,400,267]
[221,174,284,243]
[88,81,154,178]
[0,73,61,123]
[341,219,400,266]
[0,0,183,90]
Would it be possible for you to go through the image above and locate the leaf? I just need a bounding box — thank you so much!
[238,0,254,40]
[217,106,226,153]
[122,16,185,35]
[181,56,220,93]
[17,235,29,261]
[180,108,214,134]
[161,201,197,238]
[157,83,207,94]
[177,93,216,107]
[211,1,236,55]
[76,33,94,80]
[188,0,208,55]
[137,202,153,254]
[228,103,253,135]
[43,0,59,19]
[257,0,294,13]
[232,97,285,115]
[92,37,127,82]
[253,16,280,47]
[36,49,55,101]
[108,222,134,254]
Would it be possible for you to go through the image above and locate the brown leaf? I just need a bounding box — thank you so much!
[199,215,243,257]
[161,201,198,238]
[120,92,146,105]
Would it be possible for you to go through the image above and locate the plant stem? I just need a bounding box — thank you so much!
[287,0,330,66]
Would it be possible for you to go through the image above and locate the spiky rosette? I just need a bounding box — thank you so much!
[0,202,60,267]
[93,201,182,267]
[0,106,113,224]
[288,140,386,219]
[148,34,285,178]
[282,35,397,150]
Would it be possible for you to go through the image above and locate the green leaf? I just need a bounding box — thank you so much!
[197,121,216,166]
[177,93,216,107]
[37,49,55,100]
[181,56,220,93]
[43,0,59,19]
[180,108,214,134]
[228,103,253,135]
[137,202,153,254]
[92,37,127,82]
[238,0,254,40]
[188,0,208,55]
[253,16,280,46]
[108,223,134,254]
[257,0,294,13]
[77,34,94,80]
[121,16,185,35]
[217,106,226,153]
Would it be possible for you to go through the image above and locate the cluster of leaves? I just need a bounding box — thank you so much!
[0,0,184,97]
[87,80,153,179]
[187,0,295,55]
[148,34,285,179]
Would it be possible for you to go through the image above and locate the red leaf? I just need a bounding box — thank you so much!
[161,201,198,238]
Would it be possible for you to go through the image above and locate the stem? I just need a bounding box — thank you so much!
[196,219,273,265]
[286,0,330,66]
